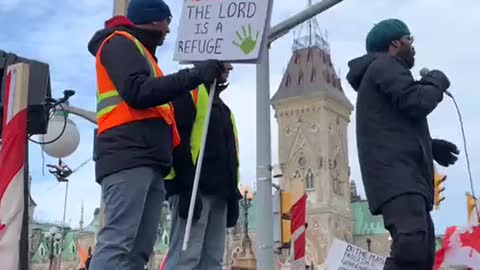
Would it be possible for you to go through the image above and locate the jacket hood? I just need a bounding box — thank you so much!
[87,16,137,57]
[346,54,378,91]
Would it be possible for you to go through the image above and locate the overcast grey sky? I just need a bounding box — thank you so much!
[1,0,479,234]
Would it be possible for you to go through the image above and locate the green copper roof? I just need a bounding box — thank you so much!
[435,238,443,251]
[352,200,387,236]
[83,208,100,233]
[31,228,80,263]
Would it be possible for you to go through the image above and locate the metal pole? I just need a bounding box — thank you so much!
[56,178,69,270]
[20,141,29,270]
[182,80,217,251]
[113,0,129,16]
[256,44,274,270]
[48,238,54,270]
[58,104,96,125]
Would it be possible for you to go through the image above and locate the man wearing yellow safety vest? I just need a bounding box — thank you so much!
[86,0,225,269]
[164,63,242,270]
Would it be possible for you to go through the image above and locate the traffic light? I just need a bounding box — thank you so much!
[280,191,292,248]
[434,170,446,209]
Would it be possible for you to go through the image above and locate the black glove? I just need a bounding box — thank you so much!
[421,70,451,92]
[192,60,225,85]
[178,191,203,221]
[216,82,229,92]
[432,139,460,167]
[226,198,240,228]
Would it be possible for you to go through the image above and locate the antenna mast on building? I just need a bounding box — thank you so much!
[79,200,84,231]
[292,0,330,53]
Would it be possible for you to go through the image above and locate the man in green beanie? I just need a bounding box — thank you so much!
[347,19,459,270]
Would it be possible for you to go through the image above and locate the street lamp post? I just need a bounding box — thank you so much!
[240,187,254,240]
[255,1,344,268]
[40,107,81,270]
[232,187,256,270]
[44,226,62,270]
[113,0,129,16]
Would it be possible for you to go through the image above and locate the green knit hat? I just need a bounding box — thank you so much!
[366,19,411,53]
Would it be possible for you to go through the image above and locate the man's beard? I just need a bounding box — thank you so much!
[139,28,166,47]
[398,46,415,69]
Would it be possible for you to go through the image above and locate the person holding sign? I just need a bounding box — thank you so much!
[164,63,242,270]
[86,0,225,269]
[346,19,458,270]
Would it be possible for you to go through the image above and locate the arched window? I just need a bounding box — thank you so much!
[306,169,314,190]
[285,75,291,87]
[311,69,316,82]
[162,231,170,246]
[294,170,301,179]
[298,71,304,85]
[294,53,300,64]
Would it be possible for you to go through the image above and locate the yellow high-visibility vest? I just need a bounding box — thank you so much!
[165,84,239,181]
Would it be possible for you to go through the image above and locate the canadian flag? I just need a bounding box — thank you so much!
[0,63,29,270]
[290,194,307,270]
[434,226,480,270]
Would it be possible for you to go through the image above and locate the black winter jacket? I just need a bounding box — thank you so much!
[347,53,447,215]
[165,86,241,200]
[87,17,204,181]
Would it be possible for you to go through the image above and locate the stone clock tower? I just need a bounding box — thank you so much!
[271,17,354,266]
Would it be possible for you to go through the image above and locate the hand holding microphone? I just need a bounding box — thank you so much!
[419,68,452,97]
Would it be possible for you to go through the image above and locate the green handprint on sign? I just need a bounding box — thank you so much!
[232,24,260,55]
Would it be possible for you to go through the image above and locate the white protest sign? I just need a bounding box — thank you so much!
[325,239,386,270]
[174,0,273,63]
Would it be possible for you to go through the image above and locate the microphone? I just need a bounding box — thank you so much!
[419,68,452,97]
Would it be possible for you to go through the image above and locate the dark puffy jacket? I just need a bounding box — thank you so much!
[165,87,241,200]
[87,17,204,181]
[346,53,447,215]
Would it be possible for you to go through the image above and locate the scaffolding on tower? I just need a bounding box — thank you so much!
[292,0,330,53]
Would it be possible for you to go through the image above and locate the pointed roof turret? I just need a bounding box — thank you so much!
[271,0,352,110]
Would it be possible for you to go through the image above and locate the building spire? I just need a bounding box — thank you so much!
[79,200,84,231]
[307,0,312,46]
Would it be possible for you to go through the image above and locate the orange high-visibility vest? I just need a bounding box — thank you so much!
[95,30,180,148]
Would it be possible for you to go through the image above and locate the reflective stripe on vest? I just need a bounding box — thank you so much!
[165,84,239,181]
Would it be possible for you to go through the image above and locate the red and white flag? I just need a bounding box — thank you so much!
[0,63,30,270]
[434,226,480,270]
[290,194,307,270]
